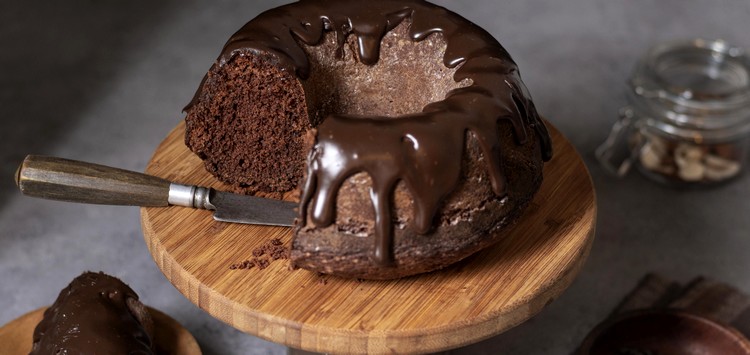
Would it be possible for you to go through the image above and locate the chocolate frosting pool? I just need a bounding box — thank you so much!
[189,0,552,266]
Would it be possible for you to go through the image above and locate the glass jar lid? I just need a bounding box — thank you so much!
[630,39,750,141]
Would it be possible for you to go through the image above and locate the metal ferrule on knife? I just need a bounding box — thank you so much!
[168,183,215,211]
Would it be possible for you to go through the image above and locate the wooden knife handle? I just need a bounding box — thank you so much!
[16,155,171,206]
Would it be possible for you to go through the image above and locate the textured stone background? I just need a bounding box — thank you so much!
[2,1,749,354]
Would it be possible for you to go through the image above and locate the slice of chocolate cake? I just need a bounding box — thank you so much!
[30,272,154,355]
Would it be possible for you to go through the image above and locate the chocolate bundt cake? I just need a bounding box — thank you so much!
[30,272,154,354]
[185,0,553,279]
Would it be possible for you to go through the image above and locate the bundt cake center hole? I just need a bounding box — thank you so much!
[301,19,470,124]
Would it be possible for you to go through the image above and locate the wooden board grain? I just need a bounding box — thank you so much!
[141,121,596,354]
[0,306,201,354]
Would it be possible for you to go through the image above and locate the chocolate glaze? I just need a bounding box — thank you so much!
[189,0,552,266]
[30,272,153,354]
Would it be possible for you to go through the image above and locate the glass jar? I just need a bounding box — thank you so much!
[597,38,750,186]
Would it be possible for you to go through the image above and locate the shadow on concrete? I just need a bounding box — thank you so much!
[0,1,178,205]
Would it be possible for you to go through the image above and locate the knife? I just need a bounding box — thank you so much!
[15,155,297,227]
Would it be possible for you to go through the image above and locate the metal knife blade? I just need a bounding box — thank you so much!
[209,189,296,226]
[16,155,297,227]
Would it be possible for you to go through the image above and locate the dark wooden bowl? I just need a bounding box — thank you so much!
[578,310,750,355]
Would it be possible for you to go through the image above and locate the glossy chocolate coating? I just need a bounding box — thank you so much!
[30,272,153,354]
[190,0,552,265]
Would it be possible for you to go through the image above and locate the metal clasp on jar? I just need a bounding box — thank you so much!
[595,106,642,177]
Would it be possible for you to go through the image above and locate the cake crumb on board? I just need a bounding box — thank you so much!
[229,238,290,270]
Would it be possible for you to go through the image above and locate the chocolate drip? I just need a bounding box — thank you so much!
[190,0,553,266]
[30,272,152,354]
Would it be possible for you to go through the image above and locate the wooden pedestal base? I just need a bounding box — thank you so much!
[141,121,595,354]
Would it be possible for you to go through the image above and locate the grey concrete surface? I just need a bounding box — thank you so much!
[2,1,749,354]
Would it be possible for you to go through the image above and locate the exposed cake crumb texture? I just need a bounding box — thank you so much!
[229,238,290,271]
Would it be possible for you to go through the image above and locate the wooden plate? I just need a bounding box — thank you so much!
[141,121,596,354]
[0,306,201,354]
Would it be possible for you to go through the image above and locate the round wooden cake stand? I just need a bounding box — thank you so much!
[141,121,596,354]
[0,306,201,354]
